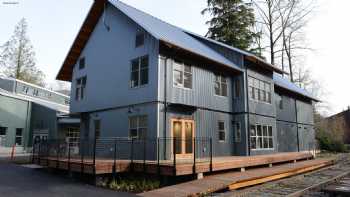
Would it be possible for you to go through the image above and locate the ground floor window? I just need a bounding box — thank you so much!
[250,124,273,150]
[218,121,226,142]
[0,127,7,146]
[65,127,80,146]
[234,122,241,142]
[15,128,23,146]
[129,115,148,139]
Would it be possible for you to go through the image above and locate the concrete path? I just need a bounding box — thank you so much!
[0,162,135,197]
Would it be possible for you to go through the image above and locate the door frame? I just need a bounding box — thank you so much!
[170,118,195,159]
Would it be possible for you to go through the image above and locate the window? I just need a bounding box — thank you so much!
[234,122,241,142]
[15,128,23,146]
[218,121,226,142]
[214,74,227,96]
[248,76,271,104]
[66,127,80,147]
[0,127,7,146]
[94,120,101,139]
[129,115,148,139]
[33,89,39,96]
[250,124,273,150]
[234,78,241,98]
[173,60,192,89]
[135,32,145,47]
[131,56,149,88]
[79,57,85,69]
[75,76,87,101]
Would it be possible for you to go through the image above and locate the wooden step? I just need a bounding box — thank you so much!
[140,158,334,197]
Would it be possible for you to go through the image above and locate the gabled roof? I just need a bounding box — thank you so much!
[273,73,319,102]
[0,88,69,113]
[185,31,286,74]
[57,0,244,81]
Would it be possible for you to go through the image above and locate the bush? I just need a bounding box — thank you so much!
[316,130,347,152]
[107,176,160,193]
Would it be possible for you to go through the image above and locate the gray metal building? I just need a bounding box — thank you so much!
[0,77,78,152]
[55,0,318,160]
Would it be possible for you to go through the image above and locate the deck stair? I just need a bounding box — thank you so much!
[140,158,334,197]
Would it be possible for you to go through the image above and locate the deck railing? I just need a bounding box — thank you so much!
[32,137,213,176]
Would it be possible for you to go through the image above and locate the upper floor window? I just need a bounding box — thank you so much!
[0,127,7,137]
[131,55,149,88]
[75,76,86,101]
[214,74,227,96]
[250,124,273,150]
[173,60,192,89]
[248,76,271,104]
[129,115,148,139]
[218,121,226,142]
[79,57,85,70]
[234,122,241,142]
[135,32,145,47]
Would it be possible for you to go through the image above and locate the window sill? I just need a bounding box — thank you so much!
[173,85,193,91]
[251,148,275,151]
[130,84,149,90]
[214,94,228,98]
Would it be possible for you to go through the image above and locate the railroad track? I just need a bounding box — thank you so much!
[221,154,350,197]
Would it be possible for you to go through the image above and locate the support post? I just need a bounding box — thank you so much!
[32,142,36,163]
[193,137,196,174]
[38,142,41,164]
[93,137,97,166]
[173,138,176,176]
[210,138,213,172]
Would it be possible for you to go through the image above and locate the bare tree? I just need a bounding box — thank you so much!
[0,18,45,86]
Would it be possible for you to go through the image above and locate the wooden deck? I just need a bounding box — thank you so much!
[33,152,314,176]
[140,158,334,197]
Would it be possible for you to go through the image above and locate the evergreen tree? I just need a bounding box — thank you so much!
[202,0,260,54]
[0,18,45,86]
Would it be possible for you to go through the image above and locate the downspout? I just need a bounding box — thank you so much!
[245,66,251,156]
[163,56,168,159]
[294,99,300,152]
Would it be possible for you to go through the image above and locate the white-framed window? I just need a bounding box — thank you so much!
[129,115,148,139]
[173,60,192,89]
[234,122,241,142]
[218,121,226,142]
[75,76,87,101]
[65,127,80,146]
[248,76,271,104]
[131,55,149,88]
[15,128,23,146]
[214,74,227,96]
[250,124,273,150]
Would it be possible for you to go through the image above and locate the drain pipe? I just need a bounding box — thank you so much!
[294,99,300,152]
[245,66,251,156]
[163,56,168,160]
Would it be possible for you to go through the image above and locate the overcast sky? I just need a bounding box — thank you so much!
[0,0,349,116]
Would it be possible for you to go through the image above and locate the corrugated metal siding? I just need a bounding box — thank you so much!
[70,5,159,113]
[276,121,298,152]
[275,93,297,122]
[296,100,314,125]
[108,0,242,72]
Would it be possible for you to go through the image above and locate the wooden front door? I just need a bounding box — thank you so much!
[171,119,195,158]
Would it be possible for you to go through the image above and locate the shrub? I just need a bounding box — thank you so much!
[316,130,347,153]
[107,176,160,193]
